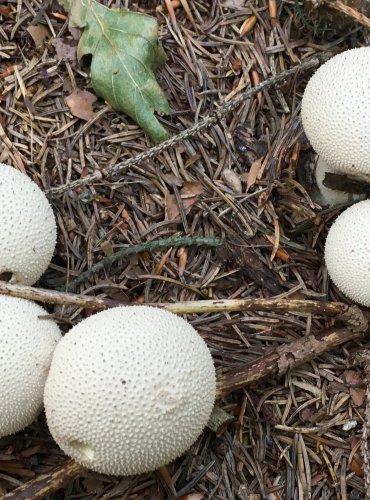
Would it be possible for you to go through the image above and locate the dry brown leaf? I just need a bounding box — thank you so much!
[299,404,316,423]
[349,452,364,477]
[27,24,50,49]
[165,181,204,221]
[243,157,263,191]
[0,6,11,17]
[221,169,242,194]
[222,0,245,8]
[52,37,78,61]
[181,181,204,197]
[179,494,205,500]
[65,89,97,121]
[345,370,366,406]
[311,470,326,486]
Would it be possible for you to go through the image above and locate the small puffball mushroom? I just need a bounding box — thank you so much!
[0,295,61,437]
[325,200,370,306]
[302,47,370,176]
[44,306,216,476]
[0,163,56,285]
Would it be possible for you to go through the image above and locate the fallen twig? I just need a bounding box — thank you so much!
[216,325,364,398]
[0,281,367,331]
[2,460,85,500]
[324,0,370,29]
[46,57,321,196]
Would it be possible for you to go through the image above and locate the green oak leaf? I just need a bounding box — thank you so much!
[60,0,170,143]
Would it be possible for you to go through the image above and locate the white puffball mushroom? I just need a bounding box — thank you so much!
[0,163,57,285]
[325,200,370,306]
[0,295,62,437]
[302,47,370,176]
[44,306,216,476]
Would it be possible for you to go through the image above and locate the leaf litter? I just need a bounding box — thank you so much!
[1,0,370,498]
[65,89,97,121]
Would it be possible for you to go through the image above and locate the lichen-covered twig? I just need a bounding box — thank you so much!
[46,57,321,196]
[66,236,222,292]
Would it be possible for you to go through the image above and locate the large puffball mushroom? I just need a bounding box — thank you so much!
[0,163,56,285]
[325,199,370,306]
[0,295,62,438]
[44,306,216,476]
[302,47,370,176]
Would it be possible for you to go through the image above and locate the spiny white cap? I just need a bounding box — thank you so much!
[302,47,370,176]
[0,295,61,437]
[44,306,216,476]
[0,163,56,285]
[325,200,370,306]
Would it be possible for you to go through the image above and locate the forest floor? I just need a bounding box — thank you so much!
[1,0,370,498]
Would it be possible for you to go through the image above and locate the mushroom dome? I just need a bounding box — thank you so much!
[0,163,56,285]
[325,200,370,306]
[0,295,61,437]
[301,47,370,176]
[44,306,216,476]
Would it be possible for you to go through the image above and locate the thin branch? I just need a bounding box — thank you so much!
[0,281,367,331]
[2,460,85,500]
[46,57,321,196]
[216,326,364,398]
[0,281,118,310]
[324,0,370,29]
[66,236,222,292]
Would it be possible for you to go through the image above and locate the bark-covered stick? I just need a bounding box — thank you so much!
[2,460,85,500]
[216,326,364,398]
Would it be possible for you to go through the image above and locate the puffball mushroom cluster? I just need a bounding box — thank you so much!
[301,47,370,306]
[0,163,216,477]
[0,164,61,436]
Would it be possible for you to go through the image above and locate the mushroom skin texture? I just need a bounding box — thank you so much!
[301,47,370,176]
[44,306,216,476]
[325,200,370,306]
[0,163,56,285]
[0,295,61,438]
